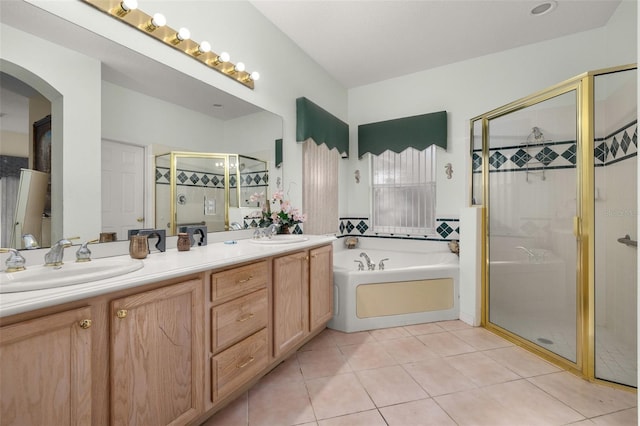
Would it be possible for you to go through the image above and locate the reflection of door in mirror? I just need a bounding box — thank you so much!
[10,169,48,249]
[101,140,145,241]
[33,115,51,212]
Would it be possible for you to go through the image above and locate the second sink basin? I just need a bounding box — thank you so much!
[249,235,309,245]
[0,257,144,293]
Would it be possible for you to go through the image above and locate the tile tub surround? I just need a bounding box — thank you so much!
[201,321,636,426]
[338,217,459,241]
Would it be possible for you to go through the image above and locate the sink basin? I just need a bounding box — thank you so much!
[0,258,144,293]
[249,235,309,245]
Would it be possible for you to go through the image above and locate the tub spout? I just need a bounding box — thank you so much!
[359,252,374,270]
[354,260,364,271]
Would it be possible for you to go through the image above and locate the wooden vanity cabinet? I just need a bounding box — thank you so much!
[209,261,270,405]
[110,278,204,426]
[0,306,93,426]
[273,245,333,358]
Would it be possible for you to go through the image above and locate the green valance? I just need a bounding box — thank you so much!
[358,111,447,158]
[275,139,283,169]
[296,97,349,157]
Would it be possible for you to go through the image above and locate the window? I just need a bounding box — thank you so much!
[371,146,436,235]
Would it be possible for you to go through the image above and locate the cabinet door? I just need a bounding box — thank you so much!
[0,307,93,426]
[309,245,333,332]
[273,251,309,358]
[111,279,204,426]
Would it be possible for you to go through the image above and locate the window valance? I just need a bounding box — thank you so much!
[296,97,349,157]
[358,110,447,158]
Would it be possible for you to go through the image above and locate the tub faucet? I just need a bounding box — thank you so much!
[378,258,389,271]
[354,260,364,271]
[45,238,73,266]
[359,252,374,270]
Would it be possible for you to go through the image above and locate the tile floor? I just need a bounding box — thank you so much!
[201,321,637,426]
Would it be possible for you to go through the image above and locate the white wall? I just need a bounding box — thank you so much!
[346,0,637,219]
[27,0,348,212]
[1,23,102,244]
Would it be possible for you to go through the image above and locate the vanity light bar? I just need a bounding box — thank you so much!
[81,0,258,89]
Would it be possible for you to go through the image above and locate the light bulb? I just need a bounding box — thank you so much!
[235,62,246,73]
[177,27,191,41]
[250,71,260,81]
[144,12,166,31]
[211,51,230,66]
[115,0,137,16]
[198,41,211,53]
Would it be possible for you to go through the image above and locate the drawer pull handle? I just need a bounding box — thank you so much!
[237,275,253,284]
[237,313,255,323]
[236,356,255,369]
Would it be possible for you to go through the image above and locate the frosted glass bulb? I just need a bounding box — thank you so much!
[235,62,246,72]
[151,13,166,27]
[250,71,260,81]
[121,0,138,11]
[219,52,230,63]
[198,41,211,53]
[177,27,191,41]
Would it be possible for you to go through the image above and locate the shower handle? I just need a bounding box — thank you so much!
[573,216,581,239]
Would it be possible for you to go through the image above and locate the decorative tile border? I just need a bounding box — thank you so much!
[156,167,268,189]
[472,120,637,173]
[242,217,303,234]
[337,217,459,241]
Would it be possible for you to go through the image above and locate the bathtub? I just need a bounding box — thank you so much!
[327,238,459,333]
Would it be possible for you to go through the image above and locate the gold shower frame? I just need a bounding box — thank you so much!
[470,63,637,390]
[157,151,241,235]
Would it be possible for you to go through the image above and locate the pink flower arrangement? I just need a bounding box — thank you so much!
[250,191,306,228]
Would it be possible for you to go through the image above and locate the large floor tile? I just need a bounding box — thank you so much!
[483,345,561,378]
[369,326,411,341]
[317,409,387,426]
[356,365,428,407]
[416,331,477,356]
[452,327,514,350]
[299,328,338,351]
[330,330,375,347]
[248,379,315,426]
[589,407,638,425]
[297,347,352,379]
[339,342,397,371]
[305,373,375,420]
[379,398,457,426]
[529,372,637,418]
[257,354,304,387]
[435,379,584,426]
[437,320,473,331]
[403,358,476,396]
[201,392,248,426]
[446,351,520,386]
[379,336,439,364]
[403,322,446,336]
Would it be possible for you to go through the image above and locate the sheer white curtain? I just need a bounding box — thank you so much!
[302,139,339,235]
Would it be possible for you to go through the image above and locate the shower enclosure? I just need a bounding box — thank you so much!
[471,64,637,388]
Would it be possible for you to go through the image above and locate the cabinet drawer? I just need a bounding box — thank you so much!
[211,261,268,302]
[212,289,268,353]
[212,328,268,403]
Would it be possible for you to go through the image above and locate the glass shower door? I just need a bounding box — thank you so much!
[487,89,579,364]
[593,68,637,387]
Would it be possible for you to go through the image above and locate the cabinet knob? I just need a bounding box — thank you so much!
[116,309,128,319]
[305,256,309,261]
[79,319,92,329]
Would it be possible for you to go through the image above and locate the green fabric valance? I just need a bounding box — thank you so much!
[358,111,447,158]
[275,139,283,168]
[296,97,349,157]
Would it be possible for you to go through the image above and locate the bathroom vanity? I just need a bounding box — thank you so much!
[0,236,334,426]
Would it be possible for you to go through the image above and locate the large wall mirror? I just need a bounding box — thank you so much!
[0,1,283,249]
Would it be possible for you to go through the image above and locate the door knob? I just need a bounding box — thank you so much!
[79,319,92,329]
[116,309,128,319]
[136,217,144,222]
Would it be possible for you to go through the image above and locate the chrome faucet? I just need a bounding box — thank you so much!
[378,258,389,271]
[0,248,26,272]
[76,239,98,262]
[45,238,73,266]
[359,252,374,270]
[264,224,278,238]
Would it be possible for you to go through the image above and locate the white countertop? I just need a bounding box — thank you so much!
[0,235,336,318]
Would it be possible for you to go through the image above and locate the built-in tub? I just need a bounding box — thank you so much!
[328,239,459,333]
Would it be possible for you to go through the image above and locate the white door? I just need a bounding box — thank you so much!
[101,140,145,240]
